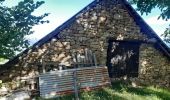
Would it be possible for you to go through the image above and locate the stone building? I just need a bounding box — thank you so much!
[0,0,170,96]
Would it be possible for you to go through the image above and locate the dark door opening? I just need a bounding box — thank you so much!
[106,40,140,78]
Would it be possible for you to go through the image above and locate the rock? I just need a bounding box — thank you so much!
[7,90,30,100]
[0,87,8,95]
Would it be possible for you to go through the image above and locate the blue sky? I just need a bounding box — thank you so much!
[4,0,170,45]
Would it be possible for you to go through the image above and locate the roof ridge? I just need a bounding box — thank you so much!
[4,0,170,65]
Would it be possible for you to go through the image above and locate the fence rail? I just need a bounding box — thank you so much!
[39,66,111,99]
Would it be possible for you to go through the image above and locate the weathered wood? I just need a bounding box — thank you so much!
[39,66,110,99]
[73,71,79,100]
[42,58,46,73]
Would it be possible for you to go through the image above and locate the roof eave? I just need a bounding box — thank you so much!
[121,0,170,59]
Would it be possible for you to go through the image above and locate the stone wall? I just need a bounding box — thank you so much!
[138,44,170,87]
[0,0,170,95]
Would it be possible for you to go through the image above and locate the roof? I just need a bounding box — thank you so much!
[3,0,170,66]
[122,0,170,57]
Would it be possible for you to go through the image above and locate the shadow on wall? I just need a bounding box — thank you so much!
[0,40,99,92]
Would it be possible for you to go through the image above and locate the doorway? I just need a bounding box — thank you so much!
[107,40,140,78]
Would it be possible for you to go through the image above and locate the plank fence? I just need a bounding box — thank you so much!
[39,66,111,99]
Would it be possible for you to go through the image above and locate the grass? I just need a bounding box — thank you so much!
[37,81,170,100]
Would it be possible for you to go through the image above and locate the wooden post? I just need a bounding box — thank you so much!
[72,52,76,68]
[73,71,79,100]
[88,50,93,66]
[42,58,46,73]
[93,53,97,66]
[76,53,81,68]
[85,48,89,67]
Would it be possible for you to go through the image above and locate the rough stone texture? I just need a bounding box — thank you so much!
[0,0,169,96]
[138,44,170,87]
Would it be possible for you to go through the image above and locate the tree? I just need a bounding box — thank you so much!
[0,0,49,59]
[163,26,170,43]
[129,0,170,43]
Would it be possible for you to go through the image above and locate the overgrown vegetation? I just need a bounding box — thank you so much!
[38,81,170,100]
[0,0,49,59]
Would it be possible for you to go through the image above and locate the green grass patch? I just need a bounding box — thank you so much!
[38,81,170,100]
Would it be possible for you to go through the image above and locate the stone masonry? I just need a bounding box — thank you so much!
[0,0,170,94]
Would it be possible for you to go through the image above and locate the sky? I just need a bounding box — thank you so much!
[3,0,170,45]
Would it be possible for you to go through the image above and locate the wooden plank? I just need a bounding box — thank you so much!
[40,66,106,74]
[77,73,109,77]
[39,82,74,89]
[40,86,74,94]
[39,66,111,99]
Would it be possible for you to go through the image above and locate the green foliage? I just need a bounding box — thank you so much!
[0,0,49,59]
[162,26,170,43]
[129,0,170,43]
[129,0,170,20]
[0,58,5,62]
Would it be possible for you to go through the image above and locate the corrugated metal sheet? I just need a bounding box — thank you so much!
[39,66,110,98]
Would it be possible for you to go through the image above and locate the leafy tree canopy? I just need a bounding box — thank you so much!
[129,0,170,43]
[0,0,49,59]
